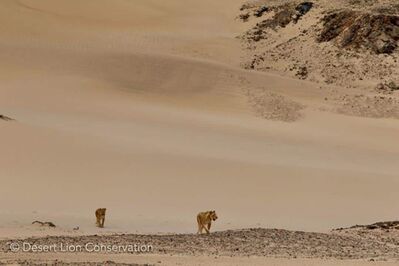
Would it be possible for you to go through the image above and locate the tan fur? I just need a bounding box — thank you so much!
[197,210,218,234]
[95,208,106,228]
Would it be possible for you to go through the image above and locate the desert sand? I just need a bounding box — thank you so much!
[1,0,399,265]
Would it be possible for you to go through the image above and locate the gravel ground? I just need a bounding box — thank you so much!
[1,228,399,261]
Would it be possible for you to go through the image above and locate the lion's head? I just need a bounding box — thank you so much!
[210,210,218,221]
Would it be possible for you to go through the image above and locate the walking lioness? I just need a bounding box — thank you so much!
[197,210,218,234]
[95,208,106,228]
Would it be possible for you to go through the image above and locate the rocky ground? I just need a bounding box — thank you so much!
[0,261,150,266]
[1,225,399,262]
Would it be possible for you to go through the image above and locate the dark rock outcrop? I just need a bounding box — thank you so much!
[335,221,399,231]
[318,10,399,54]
[32,220,56,227]
[254,5,269,17]
[243,2,314,42]
[0,115,13,121]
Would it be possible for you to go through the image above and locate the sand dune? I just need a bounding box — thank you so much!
[1,0,399,234]
[1,0,399,265]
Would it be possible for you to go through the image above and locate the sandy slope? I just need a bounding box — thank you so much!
[1,0,399,233]
[1,0,399,264]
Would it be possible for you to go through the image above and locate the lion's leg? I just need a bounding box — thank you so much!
[199,223,209,234]
[101,217,105,228]
[204,224,210,234]
[207,222,211,232]
[95,216,100,227]
[198,222,205,234]
[197,215,202,234]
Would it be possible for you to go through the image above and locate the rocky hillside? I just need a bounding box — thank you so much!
[238,0,399,91]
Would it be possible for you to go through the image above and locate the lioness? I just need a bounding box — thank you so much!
[197,210,218,234]
[95,208,106,228]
